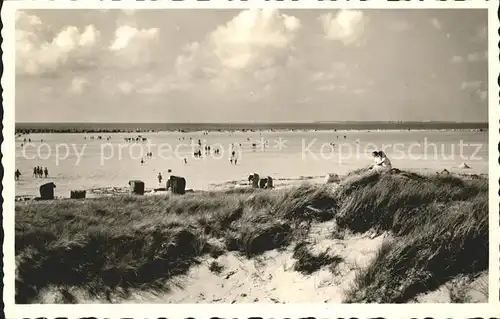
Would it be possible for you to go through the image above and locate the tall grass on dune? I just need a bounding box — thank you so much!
[15,186,338,303]
[340,172,488,303]
[336,171,487,235]
[15,170,488,303]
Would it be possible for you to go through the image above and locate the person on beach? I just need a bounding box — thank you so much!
[377,151,392,170]
[15,169,21,181]
[369,151,392,171]
[230,150,236,165]
[184,158,187,164]
[158,172,163,185]
[44,167,49,178]
[32,166,37,177]
[141,158,145,165]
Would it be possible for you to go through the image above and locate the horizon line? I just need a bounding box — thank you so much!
[15,121,489,124]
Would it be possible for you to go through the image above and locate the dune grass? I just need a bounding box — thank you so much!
[340,172,488,303]
[15,170,488,303]
[292,241,343,275]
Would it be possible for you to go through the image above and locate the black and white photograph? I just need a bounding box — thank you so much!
[5,0,498,311]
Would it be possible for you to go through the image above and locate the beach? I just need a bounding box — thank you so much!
[14,128,490,304]
[15,130,488,198]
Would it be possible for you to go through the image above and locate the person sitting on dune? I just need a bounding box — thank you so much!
[369,151,392,171]
[377,151,392,170]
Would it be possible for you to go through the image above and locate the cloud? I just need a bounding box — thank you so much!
[319,10,366,45]
[69,76,89,94]
[102,72,171,96]
[109,25,158,51]
[207,8,300,70]
[450,55,464,63]
[476,25,487,39]
[16,11,100,76]
[117,81,134,94]
[136,82,167,95]
[41,87,53,95]
[310,62,350,93]
[477,90,487,101]
[460,80,483,90]
[16,11,42,29]
[460,80,487,101]
[172,9,301,94]
[467,51,487,62]
[108,25,160,66]
[430,18,442,30]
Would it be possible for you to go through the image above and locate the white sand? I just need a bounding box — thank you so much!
[412,271,488,303]
[37,221,392,304]
[131,223,388,304]
[38,221,488,304]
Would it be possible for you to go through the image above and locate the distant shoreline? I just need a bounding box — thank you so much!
[15,122,488,134]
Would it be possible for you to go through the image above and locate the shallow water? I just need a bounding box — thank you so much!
[15,130,488,197]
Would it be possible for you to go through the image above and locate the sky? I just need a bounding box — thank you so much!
[15,9,488,123]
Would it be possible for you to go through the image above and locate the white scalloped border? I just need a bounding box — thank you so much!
[2,1,499,318]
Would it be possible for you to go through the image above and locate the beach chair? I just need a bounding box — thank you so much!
[248,173,260,188]
[168,176,186,195]
[39,182,56,200]
[129,180,145,195]
[259,178,268,189]
[70,190,86,199]
[266,176,273,189]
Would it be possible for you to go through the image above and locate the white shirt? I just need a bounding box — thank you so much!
[377,155,392,169]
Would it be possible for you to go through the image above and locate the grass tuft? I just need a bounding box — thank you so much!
[292,241,343,275]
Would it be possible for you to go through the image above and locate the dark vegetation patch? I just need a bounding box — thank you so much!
[15,171,488,303]
[340,172,488,303]
[208,261,224,274]
[292,241,343,275]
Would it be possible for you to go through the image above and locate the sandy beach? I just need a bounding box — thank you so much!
[15,130,488,198]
